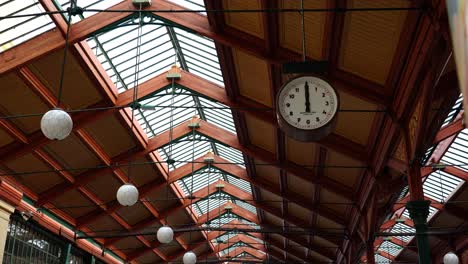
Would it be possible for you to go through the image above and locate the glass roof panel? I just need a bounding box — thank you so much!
[377,241,403,258]
[441,94,463,128]
[193,192,230,217]
[233,252,258,260]
[158,133,212,170]
[174,27,223,85]
[207,212,259,229]
[88,14,222,93]
[440,128,468,172]
[213,231,262,245]
[87,17,176,92]
[132,86,235,140]
[0,0,55,52]
[401,206,438,222]
[220,242,253,256]
[389,222,414,243]
[56,0,124,24]
[423,170,463,203]
[374,254,391,263]
[226,175,251,194]
[215,143,245,168]
[167,0,206,15]
[178,167,225,196]
[235,200,258,215]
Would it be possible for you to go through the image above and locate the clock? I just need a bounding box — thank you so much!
[276,76,339,142]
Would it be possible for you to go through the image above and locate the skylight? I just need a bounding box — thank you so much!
[0,0,55,52]
[177,167,251,197]
[423,170,463,203]
[87,14,223,92]
[441,94,463,128]
[374,254,391,263]
[85,11,263,259]
[207,212,258,229]
[213,231,262,245]
[389,222,414,243]
[440,128,468,172]
[219,242,265,258]
[157,133,244,171]
[377,241,403,258]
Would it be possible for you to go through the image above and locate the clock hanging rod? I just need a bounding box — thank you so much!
[0,6,424,20]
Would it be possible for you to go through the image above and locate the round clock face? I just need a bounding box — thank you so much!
[277,76,338,130]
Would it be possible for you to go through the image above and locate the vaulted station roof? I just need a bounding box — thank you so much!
[0,0,465,264]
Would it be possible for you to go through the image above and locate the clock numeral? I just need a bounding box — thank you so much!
[286,103,291,108]
[322,93,326,97]
[322,110,327,114]
[289,94,295,99]
[295,88,299,92]
[297,118,301,122]
[325,101,329,106]
[306,120,310,124]
[316,117,320,122]
[289,111,293,116]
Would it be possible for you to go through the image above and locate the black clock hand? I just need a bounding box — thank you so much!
[304,82,311,113]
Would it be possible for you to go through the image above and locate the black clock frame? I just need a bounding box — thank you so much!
[275,75,340,142]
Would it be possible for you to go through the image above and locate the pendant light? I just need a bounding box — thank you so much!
[41,109,73,140]
[443,252,459,264]
[183,251,197,264]
[157,225,174,244]
[41,1,76,140]
[116,183,139,206]
[116,2,144,206]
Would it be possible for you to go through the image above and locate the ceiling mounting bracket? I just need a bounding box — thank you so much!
[132,0,152,7]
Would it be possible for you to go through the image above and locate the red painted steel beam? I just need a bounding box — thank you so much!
[224,247,266,260]
[433,112,465,144]
[206,219,261,241]
[198,202,260,225]
[213,234,266,253]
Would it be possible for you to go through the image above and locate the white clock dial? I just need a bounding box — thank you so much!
[278,76,338,130]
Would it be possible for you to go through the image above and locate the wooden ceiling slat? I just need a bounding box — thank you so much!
[0,114,29,144]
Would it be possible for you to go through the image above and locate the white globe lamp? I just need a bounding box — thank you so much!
[443,252,459,264]
[183,251,196,264]
[157,226,174,244]
[116,183,139,206]
[41,109,73,140]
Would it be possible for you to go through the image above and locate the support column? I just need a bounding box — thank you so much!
[407,200,432,264]
[0,200,15,263]
[405,159,432,264]
[366,239,376,264]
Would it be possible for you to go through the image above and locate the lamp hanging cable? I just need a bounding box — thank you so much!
[116,3,143,207]
[127,2,144,183]
[183,119,198,264]
[40,0,75,141]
